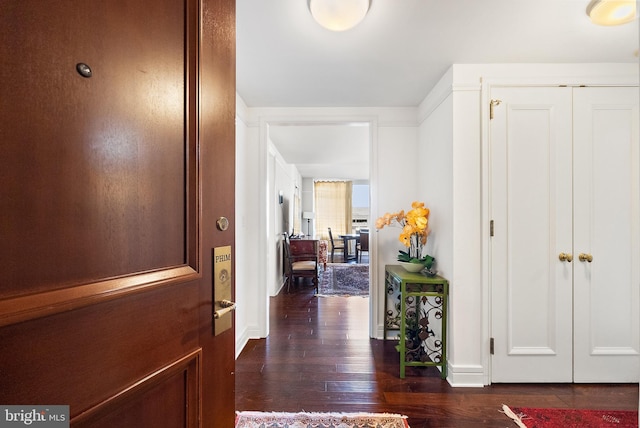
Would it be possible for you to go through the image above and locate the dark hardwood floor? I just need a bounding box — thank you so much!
[235,269,638,427]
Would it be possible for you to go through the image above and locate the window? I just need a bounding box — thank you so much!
[314,180,352,240]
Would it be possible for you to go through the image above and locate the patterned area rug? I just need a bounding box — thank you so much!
[502,405,639,428]
[317,263,369,297]
[235,411,409,428]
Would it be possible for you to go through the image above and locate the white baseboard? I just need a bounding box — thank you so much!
[235,325,266,359]
[235,326,250,359]
[446,363,487,387]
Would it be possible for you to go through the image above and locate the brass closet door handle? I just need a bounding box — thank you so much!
[559,253,573,262]
[579,253,593,263]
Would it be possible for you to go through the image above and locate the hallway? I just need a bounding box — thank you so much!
[235,286,638,427]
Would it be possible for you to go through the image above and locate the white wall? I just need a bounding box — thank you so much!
[301,177,314,236]
[235,96,261,355]
[373,124,420,335]
[269,141,302,296]
[417,78,456,377]
[419,68,486,386]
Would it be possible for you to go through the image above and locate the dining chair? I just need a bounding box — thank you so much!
[282,233,319,293]
[357,230,369,263]
[327,227,344,263]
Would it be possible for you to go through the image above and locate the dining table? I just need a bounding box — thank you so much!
[339,233,360,262]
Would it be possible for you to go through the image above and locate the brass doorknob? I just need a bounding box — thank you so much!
[559,253,573,262]
[579,253,593,263]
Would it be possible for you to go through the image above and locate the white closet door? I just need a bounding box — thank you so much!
[572,87,640,382]
[490,87,574,382]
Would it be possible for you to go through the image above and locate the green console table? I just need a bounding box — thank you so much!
[384,265,448,379]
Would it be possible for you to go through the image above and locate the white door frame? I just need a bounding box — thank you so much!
[257,115,379,339]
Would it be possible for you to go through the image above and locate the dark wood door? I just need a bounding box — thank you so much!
[0,0,235,426]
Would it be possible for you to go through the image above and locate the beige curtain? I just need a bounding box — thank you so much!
[314,181,352,240]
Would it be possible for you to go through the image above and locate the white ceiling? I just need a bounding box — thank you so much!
[268,123,370,180]
[237,0,639,179]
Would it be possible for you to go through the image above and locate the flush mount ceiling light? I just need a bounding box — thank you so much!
[308,0,371,32]
[586,0,637,25]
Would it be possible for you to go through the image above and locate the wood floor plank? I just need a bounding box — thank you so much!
[236,281,639,427]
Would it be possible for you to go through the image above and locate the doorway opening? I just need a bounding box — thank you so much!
[259,118,377,340]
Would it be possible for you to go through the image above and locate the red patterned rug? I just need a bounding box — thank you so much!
[502,404,638,428]
[235,411,409,428]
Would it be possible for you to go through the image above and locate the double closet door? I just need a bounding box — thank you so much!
[490,86,639,383]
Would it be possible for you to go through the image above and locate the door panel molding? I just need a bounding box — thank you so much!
[72,349,201,427]
[0,266,199,328]
[507,347,558,355]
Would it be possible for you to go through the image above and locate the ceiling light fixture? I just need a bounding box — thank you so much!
[586,0,637,25]
[308,0,371,32]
